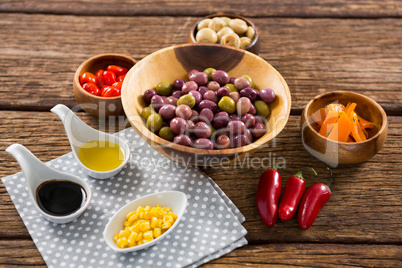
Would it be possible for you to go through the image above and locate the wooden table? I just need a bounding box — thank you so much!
[0,1,401,267]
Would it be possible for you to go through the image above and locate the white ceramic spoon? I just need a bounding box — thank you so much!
[103,191,188,253]
[6,144,92,224]
[51,104,131,179]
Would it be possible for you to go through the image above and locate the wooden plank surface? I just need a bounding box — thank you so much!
[1,111,401,244]
[0,14,401,114]
[1,240,400,267]
[0,0,401,18]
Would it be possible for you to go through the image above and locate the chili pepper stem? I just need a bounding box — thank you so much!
[326,167,333,188]
[294,167,318,180]
[273,162,279,170]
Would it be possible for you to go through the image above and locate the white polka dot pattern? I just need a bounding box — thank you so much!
[2,128,247,268]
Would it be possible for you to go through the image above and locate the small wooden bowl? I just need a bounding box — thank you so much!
[189,14,260,54]
[300,91,388,166]
[73,53,137,118]
[121,43,291,166]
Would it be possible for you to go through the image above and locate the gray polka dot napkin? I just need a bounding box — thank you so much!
[2,127,247,268]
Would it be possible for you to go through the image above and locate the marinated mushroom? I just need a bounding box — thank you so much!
[217,27,235,42]
[240,37,252,49]
[220,33,240,48]
[208,17,226,32]
[229,19,248,34]
[197,18,212,30]
[246,26,255,40]
[196,28,218,43]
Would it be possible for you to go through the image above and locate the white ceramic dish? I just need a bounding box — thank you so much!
[6,144,92,224]
[51,104,131,179]
[103,191,188,253]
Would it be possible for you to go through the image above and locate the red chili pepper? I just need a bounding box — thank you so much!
[101,85,120,97]
[278,168,317,221]
[107,65,128,77]
[95,69,105,88]
[298,168,333,230]
[79,72,97,85]
[82,83,101,96]
[102,70,117,86]
[256,163,282,227]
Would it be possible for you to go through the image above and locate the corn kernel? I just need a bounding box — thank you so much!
[162,207,171,212]
[139,221,151,232]
[119,229,130,239]
[162,222,172,229]
[156,219,163,228]
[126,211,136,220]
[143,238,153,244]
[117,237,128,248]
[127,232,137,247]
[144,205,151,211]
[135,232,143,242]
[163,215,173,224]
[127,214,138,225]
[143,211,152,220]
[154,228,162,238]
[136,206,144,213]
[113,233,119,243]
[143,230,154,240]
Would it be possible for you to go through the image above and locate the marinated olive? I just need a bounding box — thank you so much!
[193,138,214,150]
[251,122,266,138]
[172,90,183,99]
[197,18,212,30]
[173,134,192,147]
[141,106,155,121]
[231,134,247,148]
[248,103,257,115]
[198,99,218,112]
[245,129,253,144]
[189,90,202,106]
[225,83,238,93]
[242,74,255,88]
[159,104,176,120]
[254,100,270,118]
[215,135,231,149]
[203,68,216,80]
[182,81,198,94]
[159,126,175,141]
[203,90,219,103]
[151,95,164,112]
[187,69,198,80]
[175,104,192,120]
[173,79,185,90]
[236,97,251,115]
[177,94,196,108]
[227,120,246,135]
[234,77,251,91]
[229,18,248,34]
[198,85,209,96]
[207,81,220,91]
[193,122,211,139]
[211,70,230,86]
[190,109,199,123]
[229,114,240,121]
[218,96,236,114]
[156,81,173,96]
[170,117,188,135]
[259,88,276,103]
[146,113,163,132]
[241,113,255,128]
[240,87,259,102]
[143,89,157,105]
[229,91,240,102]
[196,28,218,43]
[212,111,230,129]
[217,87,230,98]
[189,71,208,86]
[199,108,214,124]
[164,96,178,106]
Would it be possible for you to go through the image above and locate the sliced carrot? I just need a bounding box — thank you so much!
[347,135,355,143]
[327,112,354,142]
[350,112,367,142]
[357,115,374,129]
[327,103,345,113]
[310,107,327,126]
[345,102,357,119]
[319,111,339,136]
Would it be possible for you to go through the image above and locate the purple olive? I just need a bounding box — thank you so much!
[182,81,198,94]
[215,135,231,149]
[213,111,230,129]
[170,117,188,134]
[236,97,251,116]
[254,115,265,125]
[172,90,183,99]
[164,96,178,106]
[248,103,257,115]
[175,104,192,120]
[207,81,220,91]
[203,90,218,103]
[198,86,209,96]
[198,100,218,112]
[227,120,246,135]
[217,87,230,98]
[173,79,185,91]
[189,71,208,86]
[259,88,276,103]
[199,108,214,124]
[187,69,198,80]
[159,104,176,120]
[229,92,240,102]
[150,95,164,112]
[211,70,230,86]
[189,110,199,123]
[193,138,214,150]
[240,87,259,102]
[229,114,240,121]
[189,90,202,106]
[242,114,256,128]
[186,120,195,134]
[193,122,211,139]
[231,134,247,148]
[229,77,236,84]
[143,89,157,105]
[234,77,251,90]
[251,122,266,138]
[173,134,192,147]
[245,128,253,144]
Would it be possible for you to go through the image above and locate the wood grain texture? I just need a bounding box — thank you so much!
[1,112,401,244]
[0,0,401,18]
[0,240,400,267]
[0,14,401,113]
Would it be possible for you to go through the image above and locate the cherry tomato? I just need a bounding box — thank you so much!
[79,72,97,85]
[117,74,126,82]
[107,65,128,77]
[101,86,120,97]
[112,81,123,90]
[103,70,117,86]
[82,83,101,96]
[95,69,105,88]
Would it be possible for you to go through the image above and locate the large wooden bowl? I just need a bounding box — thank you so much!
[73,53,136,118]
[121,43,291,166]
[300,91,388,166]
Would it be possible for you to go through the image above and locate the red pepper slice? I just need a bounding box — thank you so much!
[278,168,317,221]
[298,168,333,230]
[256,163,282,227]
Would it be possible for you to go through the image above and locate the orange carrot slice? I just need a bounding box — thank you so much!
[350,112,367,142]
[357,115,374,129]
[327,112,354,142]
[319,111,339,136]
[327,103,345,113]
[310,108,327,126]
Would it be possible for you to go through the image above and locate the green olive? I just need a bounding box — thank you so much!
[158,126,175,141]
[242,75,255,89]
[196,28,218,43]
[218,96,236,114]
[156,81,173,96]
[225,83,238,93]
[146,113,163,132]
[141,106,155,120]
[254,100,270,118]
[203,68,216,80]
[177,94,196,108]
[210,125,216,137]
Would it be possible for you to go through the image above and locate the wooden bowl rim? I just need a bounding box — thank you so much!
[122,43,291,156]
[74,53,137,101]
[189,13,259,51]
[302,90,388,144]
